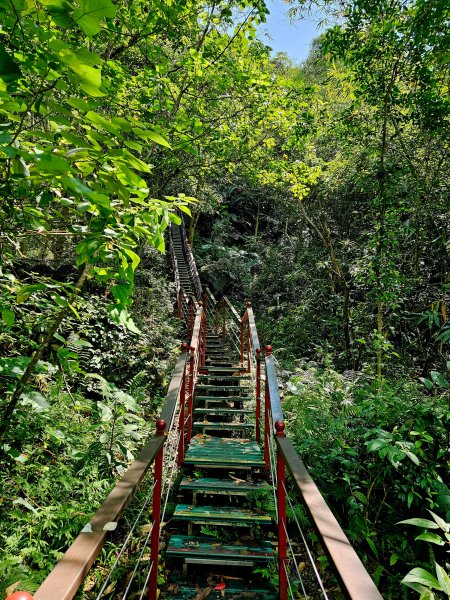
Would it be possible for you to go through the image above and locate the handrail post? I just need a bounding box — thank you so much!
[240,318,244,365]
[222,299,226,338]
[177,289,182,319]
[256,348,261,444]
[203,286,208,318]
[201,312,207,369]
[264,345,271,471]
[275,421,288,600]
[187,345,195,445]
[187,299,192,334]
[247,321,251,373]
[148,418,166,600]
[215,301,219,335]
[178,343,188,467]
[246,302,252,373]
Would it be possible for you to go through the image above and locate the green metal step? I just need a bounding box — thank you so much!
[193,408,252,416]
[196,385,250,391]
[173,504,271,526]
[196,396,252,402]
[184,435,265,469]
[198,375,250,381]
[203,366,247,372]
[161,584,277,599]
[180,477,270,495]
[193,421,254,432]
[166,535,273,565]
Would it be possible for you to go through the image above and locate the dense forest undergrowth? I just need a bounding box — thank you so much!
[0,0,449,597]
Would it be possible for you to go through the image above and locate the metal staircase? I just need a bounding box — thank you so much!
[163,335,275,598]
[29,221,384,600]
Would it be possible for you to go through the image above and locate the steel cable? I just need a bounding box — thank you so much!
[282,480,330,598]
[93,480,157,600]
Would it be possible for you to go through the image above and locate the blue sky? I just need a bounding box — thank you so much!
[257,0,326,63]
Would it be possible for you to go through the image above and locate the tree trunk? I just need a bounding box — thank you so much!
[0,263,91,440]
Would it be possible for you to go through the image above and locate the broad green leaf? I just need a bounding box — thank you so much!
[419,377,433,390]
[402,568,441,590]
[73,0,117,36]
[435,563,450,594]
[0,46,21,82]
[16,283,47,302]
[123,248,140,271]
[178,204,192,216]
[133,128,172,148]
[406,451,420,466]
[38,153,70,174]
[2,308,15,329]
[367,438,386,452]
[397,518,440,529]
[415,533,445,546]
[430,370,449,389]
[21,391,50,413]
[111,283,130,305]
[86,111,120,134]
[428,510,449,532]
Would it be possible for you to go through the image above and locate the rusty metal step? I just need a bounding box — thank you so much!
[180,476,270,496]
[173,505,271,526]
[166,535,273,566]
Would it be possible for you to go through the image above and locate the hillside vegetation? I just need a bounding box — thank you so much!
[0,0,448,598]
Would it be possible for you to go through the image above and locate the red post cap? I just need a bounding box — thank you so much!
[6,593,34,600]
[256,347,261,356]
[198,300,203,306]
[275,420,285,436]
[156,418,166,433]
[246,301,252,307]
[181,342,188,352]
[265,345,272,356]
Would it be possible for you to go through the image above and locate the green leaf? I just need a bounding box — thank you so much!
[133,128,172,148]
[111,283,131,306]
[428,510,449,532]
[406,451,420,466]
[178,204,192,216]
[435,563,450,594]
[86,110,119,134]
[367,438,387,452]
[123,248,140,271]
[430,370,449,389]
[354,491,368,505]
[366,537,379,560]
[2,308,15,329]
[0,46,21,82]
[419,377,433,390]
[415,533,445,546]
[38,153,70,174]
[16,283,47,302]
[73,0,117,36]
[397,518,440,529]
[21,391,50,413]
[402,568,441,591]
[13,497,38,513]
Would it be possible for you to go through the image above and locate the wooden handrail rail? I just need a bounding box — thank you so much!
[276,436,384,600]
[34,353,187,600]
[264,354,283,425]
[223,296,240,322]
[179,220,202,300]
[246,305,260,355]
